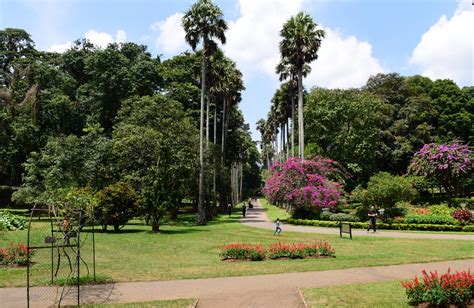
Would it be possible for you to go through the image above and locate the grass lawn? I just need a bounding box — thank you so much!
[259,198,291,221]
[82,298,197,307]
[302,280,409,307]
[1,211,473,287]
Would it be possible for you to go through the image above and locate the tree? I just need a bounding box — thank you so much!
[279,12,325,159]
[0,28,35,87]
[408,142,473,197]
[182,0,228,224]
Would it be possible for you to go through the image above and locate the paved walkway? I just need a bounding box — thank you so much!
[1,201,472,308]
[241,200,474,241]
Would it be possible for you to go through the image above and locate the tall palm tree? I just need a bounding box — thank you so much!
[279,12,325,159]
[182,0,227,225]
[275,59,311,158]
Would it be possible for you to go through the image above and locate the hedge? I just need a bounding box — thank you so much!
[286,218,473,232]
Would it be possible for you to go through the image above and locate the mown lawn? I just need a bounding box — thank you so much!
[302,280,409,307]
[82,298,197,307]
[259,198,291,221]
[1,211,473,287]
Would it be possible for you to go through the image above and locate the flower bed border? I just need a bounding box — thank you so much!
[287,218,474,232]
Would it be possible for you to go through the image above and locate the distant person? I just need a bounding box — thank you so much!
[367,206,377,232]
[242,204,247,217]
[227,204,232,218]
[248,198,253,209]
[274,218,282,236]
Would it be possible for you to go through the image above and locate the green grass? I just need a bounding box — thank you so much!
[302,280,409,307]
[81,298,197,307]
[259,198,291,221]
[1,213,473,288]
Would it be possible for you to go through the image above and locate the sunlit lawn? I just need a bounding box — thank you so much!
[1,210,473,287]
[259,198,291,221]
[82,298,197,308]
[302,280,409,307]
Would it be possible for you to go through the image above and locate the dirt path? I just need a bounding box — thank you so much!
[241,200,474,241]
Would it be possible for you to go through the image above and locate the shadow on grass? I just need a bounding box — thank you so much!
[83,229,147,234]
[157,228,208,235]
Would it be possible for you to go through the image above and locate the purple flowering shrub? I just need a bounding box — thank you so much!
[262,157,346,209]
[408,142,473,197]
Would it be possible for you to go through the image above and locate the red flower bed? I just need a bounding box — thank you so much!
[401,268,473,306]
[220,243,265,261]
[0,242,33,266]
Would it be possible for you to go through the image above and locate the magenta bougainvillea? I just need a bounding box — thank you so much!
[408,142,473,197]
[262,157,346,209]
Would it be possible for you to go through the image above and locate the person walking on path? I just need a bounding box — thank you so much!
[367,206,377,232]
[274,218,282,236]
[242,204,246,218]
[227,204,232,218]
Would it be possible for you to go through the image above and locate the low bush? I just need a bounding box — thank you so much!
[428,204,453,216]
[401,269,473,306]
[220,243,265,261]
[0,242,33,266]
[451,198,474,210]
[405,214,457,225]
[451,209,472,223]
[0,210,28,231]
[328,213,360,222]
[287,218,472,232]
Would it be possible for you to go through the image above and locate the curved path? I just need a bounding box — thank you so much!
[241,200,474,241]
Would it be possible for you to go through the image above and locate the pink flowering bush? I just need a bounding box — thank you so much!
[409,142,473,197]
[262,157,346,210]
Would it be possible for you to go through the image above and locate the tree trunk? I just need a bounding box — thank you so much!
[151,215,161,233]
[286,120,289,160]
[298,68,304,160]
[206,91,210,146]
[291,92,295,158]
[198,52,206,225]
[213,103,217,208]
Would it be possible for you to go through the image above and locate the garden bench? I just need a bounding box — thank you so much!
[339,222,352,239]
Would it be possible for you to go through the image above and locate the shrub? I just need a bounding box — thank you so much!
[429,204,453,216]
[267,241,335,259]
[319,211,332,221]
[0,210,28,231]
[328,213,360,222]
[0,242,33,266]
[451,209,472,223]
[405,214,457,225]
[220,243,265,261]
[451,198,474,210]
[357,172,418,208]
[401,269,473,306]
[95,182,140,232]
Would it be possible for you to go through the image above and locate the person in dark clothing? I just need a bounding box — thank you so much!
[227,204,232,218]
[367,206,377,232]
[242,204,246,217]
[248,198,253,209]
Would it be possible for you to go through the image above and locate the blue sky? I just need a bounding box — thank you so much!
[1,0,472,140]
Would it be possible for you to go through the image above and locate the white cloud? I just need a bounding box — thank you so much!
[224,0,303,78]
[47,42,73,53]
[409,2,473,85]
[47,29,128,53]
[152,13,187,55]
[307,28,384,89]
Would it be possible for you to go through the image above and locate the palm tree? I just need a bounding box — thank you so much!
[279,12,325,159]
[182,0,228,225]
[275,59,311,158]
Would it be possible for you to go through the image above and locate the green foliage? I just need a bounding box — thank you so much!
[0,242,32,266]
[95,182,140,232]
[357,172,417,208]
[320,212,360,222]
[428,204,453,216]
[0,210,27,230]
[404,214,457,225]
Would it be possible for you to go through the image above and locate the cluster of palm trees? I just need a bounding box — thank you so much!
[182,0,245,224]
[258,12,325,167]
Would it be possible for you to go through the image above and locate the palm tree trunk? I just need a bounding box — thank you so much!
[298,68,304,160]
[213,103,217,208]
[198,53,206,225]
[239,163,243,201]
[291,93,295,157]
[286,120,289,160]
[206,91,210,146]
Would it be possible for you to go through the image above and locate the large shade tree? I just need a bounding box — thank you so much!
[279,12,325,159]
[182,0,228,225]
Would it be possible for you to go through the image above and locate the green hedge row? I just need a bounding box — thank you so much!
[287,218,474,232]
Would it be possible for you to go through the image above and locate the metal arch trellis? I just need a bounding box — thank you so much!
[27,204,96,307]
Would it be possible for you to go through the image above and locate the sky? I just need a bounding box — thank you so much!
[1,0,473,140]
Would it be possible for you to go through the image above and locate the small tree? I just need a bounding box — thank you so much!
[95,182,139,232]
[408,142,473,197]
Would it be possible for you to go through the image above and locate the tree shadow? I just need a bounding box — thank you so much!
[156,228,208,235]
